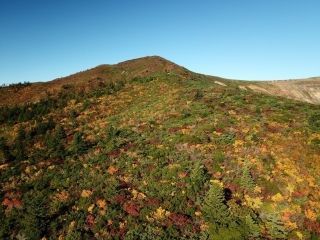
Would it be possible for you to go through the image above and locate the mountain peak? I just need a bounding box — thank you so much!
[1,56,320,106]
[0,56,190,106]
[117,55,168,64]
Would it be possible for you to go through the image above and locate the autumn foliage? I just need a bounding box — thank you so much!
[0,62,320,239]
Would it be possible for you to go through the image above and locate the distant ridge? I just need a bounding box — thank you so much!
[247,77,320,104]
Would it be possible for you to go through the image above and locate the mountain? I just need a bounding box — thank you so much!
[0,56,320,239]
[0,56,191,106]
[245,77,320,104]
[1,56,320,106]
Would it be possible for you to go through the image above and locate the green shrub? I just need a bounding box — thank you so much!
[309,112,320,131]
[263,213,287,239]
[194,89,204,100]
[131,76,156,83]
[0,137,14,162]
[215,132,235,145]
[311,138,320,149]
[13,126,27,161]
[188,161,207,196]
[212,151,225,172]
[202,183,231,227]
[72,132,87,154]
[125,224,164,240]
[240,165,255,191]
[46,125,67,158]
[243,214,260,238]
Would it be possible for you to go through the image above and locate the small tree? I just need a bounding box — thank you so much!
[202,183,243,239]
[72,132,87,154]
[48,125,67,159]
[17,126,26,140]
[189,161,206,195]
[14,126,26,161]
[55,125,66,140]
[0,137,13,162]
[202,183,231,227]
[244,214,260,238]
[309,112,320,132]
[194,89,204,100]
[240,165,255,191]
[263,213,287,239]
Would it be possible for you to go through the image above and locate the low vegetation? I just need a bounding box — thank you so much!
[0,59,320,239]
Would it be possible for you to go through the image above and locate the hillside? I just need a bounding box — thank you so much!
[0,57,320,239]
[1,56,320,107]
[0,56,191,107]
[246,77,320,104]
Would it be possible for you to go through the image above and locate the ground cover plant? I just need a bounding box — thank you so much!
[0,57,320,239]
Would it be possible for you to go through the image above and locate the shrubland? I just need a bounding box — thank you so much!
[0,66,320,239]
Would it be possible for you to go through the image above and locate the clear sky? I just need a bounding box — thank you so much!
[0,0,319,84]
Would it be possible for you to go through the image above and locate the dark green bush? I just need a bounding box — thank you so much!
[131,76,156,83]
[0,137,14,162]
[309,112,320,131]
[72,132,87,154]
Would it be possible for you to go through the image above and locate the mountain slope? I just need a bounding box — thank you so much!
[0,56,191,106]
[245,77,320,104]
[0,57,320,239]
[1,56,320,106]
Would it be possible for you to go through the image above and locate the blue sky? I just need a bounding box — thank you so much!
[0,0,319,84]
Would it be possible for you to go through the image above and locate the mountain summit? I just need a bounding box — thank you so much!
[1,56,320,106]
[0,56,191,106]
